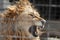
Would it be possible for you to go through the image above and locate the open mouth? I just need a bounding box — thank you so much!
[29,23,46,37]
[29,19,46,37]
[35,20,46,36]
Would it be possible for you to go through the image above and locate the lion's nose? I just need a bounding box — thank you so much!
[41,19,46,28]
[41,19,46,24]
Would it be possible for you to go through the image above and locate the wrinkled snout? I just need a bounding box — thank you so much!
[34,17,46,29]
[32,18,46,36]
[41,18,46,28]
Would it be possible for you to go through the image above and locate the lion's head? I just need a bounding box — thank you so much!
[0,0,46,40]
[16,6,46,37]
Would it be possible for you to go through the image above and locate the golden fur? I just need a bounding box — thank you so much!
[0,0,46,40]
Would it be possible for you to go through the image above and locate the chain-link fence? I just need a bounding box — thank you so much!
[32,0,60,40]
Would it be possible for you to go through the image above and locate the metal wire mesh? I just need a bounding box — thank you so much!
[32,0,60,39]
[31,0,60,39]
[33,0,60,20]
[0,0,60,20]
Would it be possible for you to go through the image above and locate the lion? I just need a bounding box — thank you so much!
[0,0,46,40]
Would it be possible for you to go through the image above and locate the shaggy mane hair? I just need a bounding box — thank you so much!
[0,0,46,40]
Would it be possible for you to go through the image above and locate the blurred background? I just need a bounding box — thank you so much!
[0,0,60,40]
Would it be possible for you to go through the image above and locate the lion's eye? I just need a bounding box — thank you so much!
[29,14,33,16]
[28,14,35,18]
